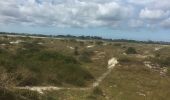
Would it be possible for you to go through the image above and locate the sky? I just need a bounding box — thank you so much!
[0,0,170,41]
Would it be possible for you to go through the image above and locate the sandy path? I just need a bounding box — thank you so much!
[17,86,63,94]
[16,57,118,94]
[92,58,118,87]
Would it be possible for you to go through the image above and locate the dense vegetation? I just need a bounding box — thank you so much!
[150,47,170,67]
[0,43,93,87]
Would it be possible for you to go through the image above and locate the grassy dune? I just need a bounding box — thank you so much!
[0,35,170,100]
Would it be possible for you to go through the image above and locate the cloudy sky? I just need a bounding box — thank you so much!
[0,0,170,41]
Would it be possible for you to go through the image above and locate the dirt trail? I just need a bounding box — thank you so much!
[92,58,118,87]
[16,57,118,94]
[17,86,63,94]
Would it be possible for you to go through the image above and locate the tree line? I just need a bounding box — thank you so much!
[0,32,170,45]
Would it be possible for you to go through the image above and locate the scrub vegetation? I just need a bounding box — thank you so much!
[0,34,170,100]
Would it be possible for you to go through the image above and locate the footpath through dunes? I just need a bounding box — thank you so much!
[92,57,118,87]
[16,57,118,94]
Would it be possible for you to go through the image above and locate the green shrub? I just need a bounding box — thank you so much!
[0,67,16,89]
[0,89,44,100]
[56,63,93,86]
[155,53,160,57]
[93,87,103,95]
[0,48,7,54]
[79,55,91,63]
[95,41,103,45]
[150,56,170,67]
[79,50,94,63]
[15,89,42,100]
[69,39,77,43]
[0,40,9,44]
[87,87,103,100]
[160,57,170,67]
[79,41,85,46]
[118,56,130,63]
[74,46,79,55]
[125,47,137,54]
[114,43,122,47]
[15,68,39,86]
[20,42,44,53]
[0,89,17,100]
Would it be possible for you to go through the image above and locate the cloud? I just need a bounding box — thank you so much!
[128,0,155,5]
[161,18,170,28]
[152,0,170,10]
[128,20,143,28]
[139,8,168,20]
[0,0,170,29]
[0,0,134,28]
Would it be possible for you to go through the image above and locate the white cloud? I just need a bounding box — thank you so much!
[139,8,168,20]
[0,0,133,28]
[152,0,170,10]
[0,0,170,29]
[128,0,155,5]
[128,20,143,28]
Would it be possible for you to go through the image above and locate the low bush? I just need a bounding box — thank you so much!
[87,87,103,100]
[0,88,44,100]
[95,41,103,45]
[74,46,79,55]
[93,87,103,95]
[79,50,94,63]
[118,56,131,63]
[113,43,122,47]
[125,47,137,54]
[150,56,170,67]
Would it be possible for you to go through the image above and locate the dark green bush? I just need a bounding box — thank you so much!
[125,47,137,54]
